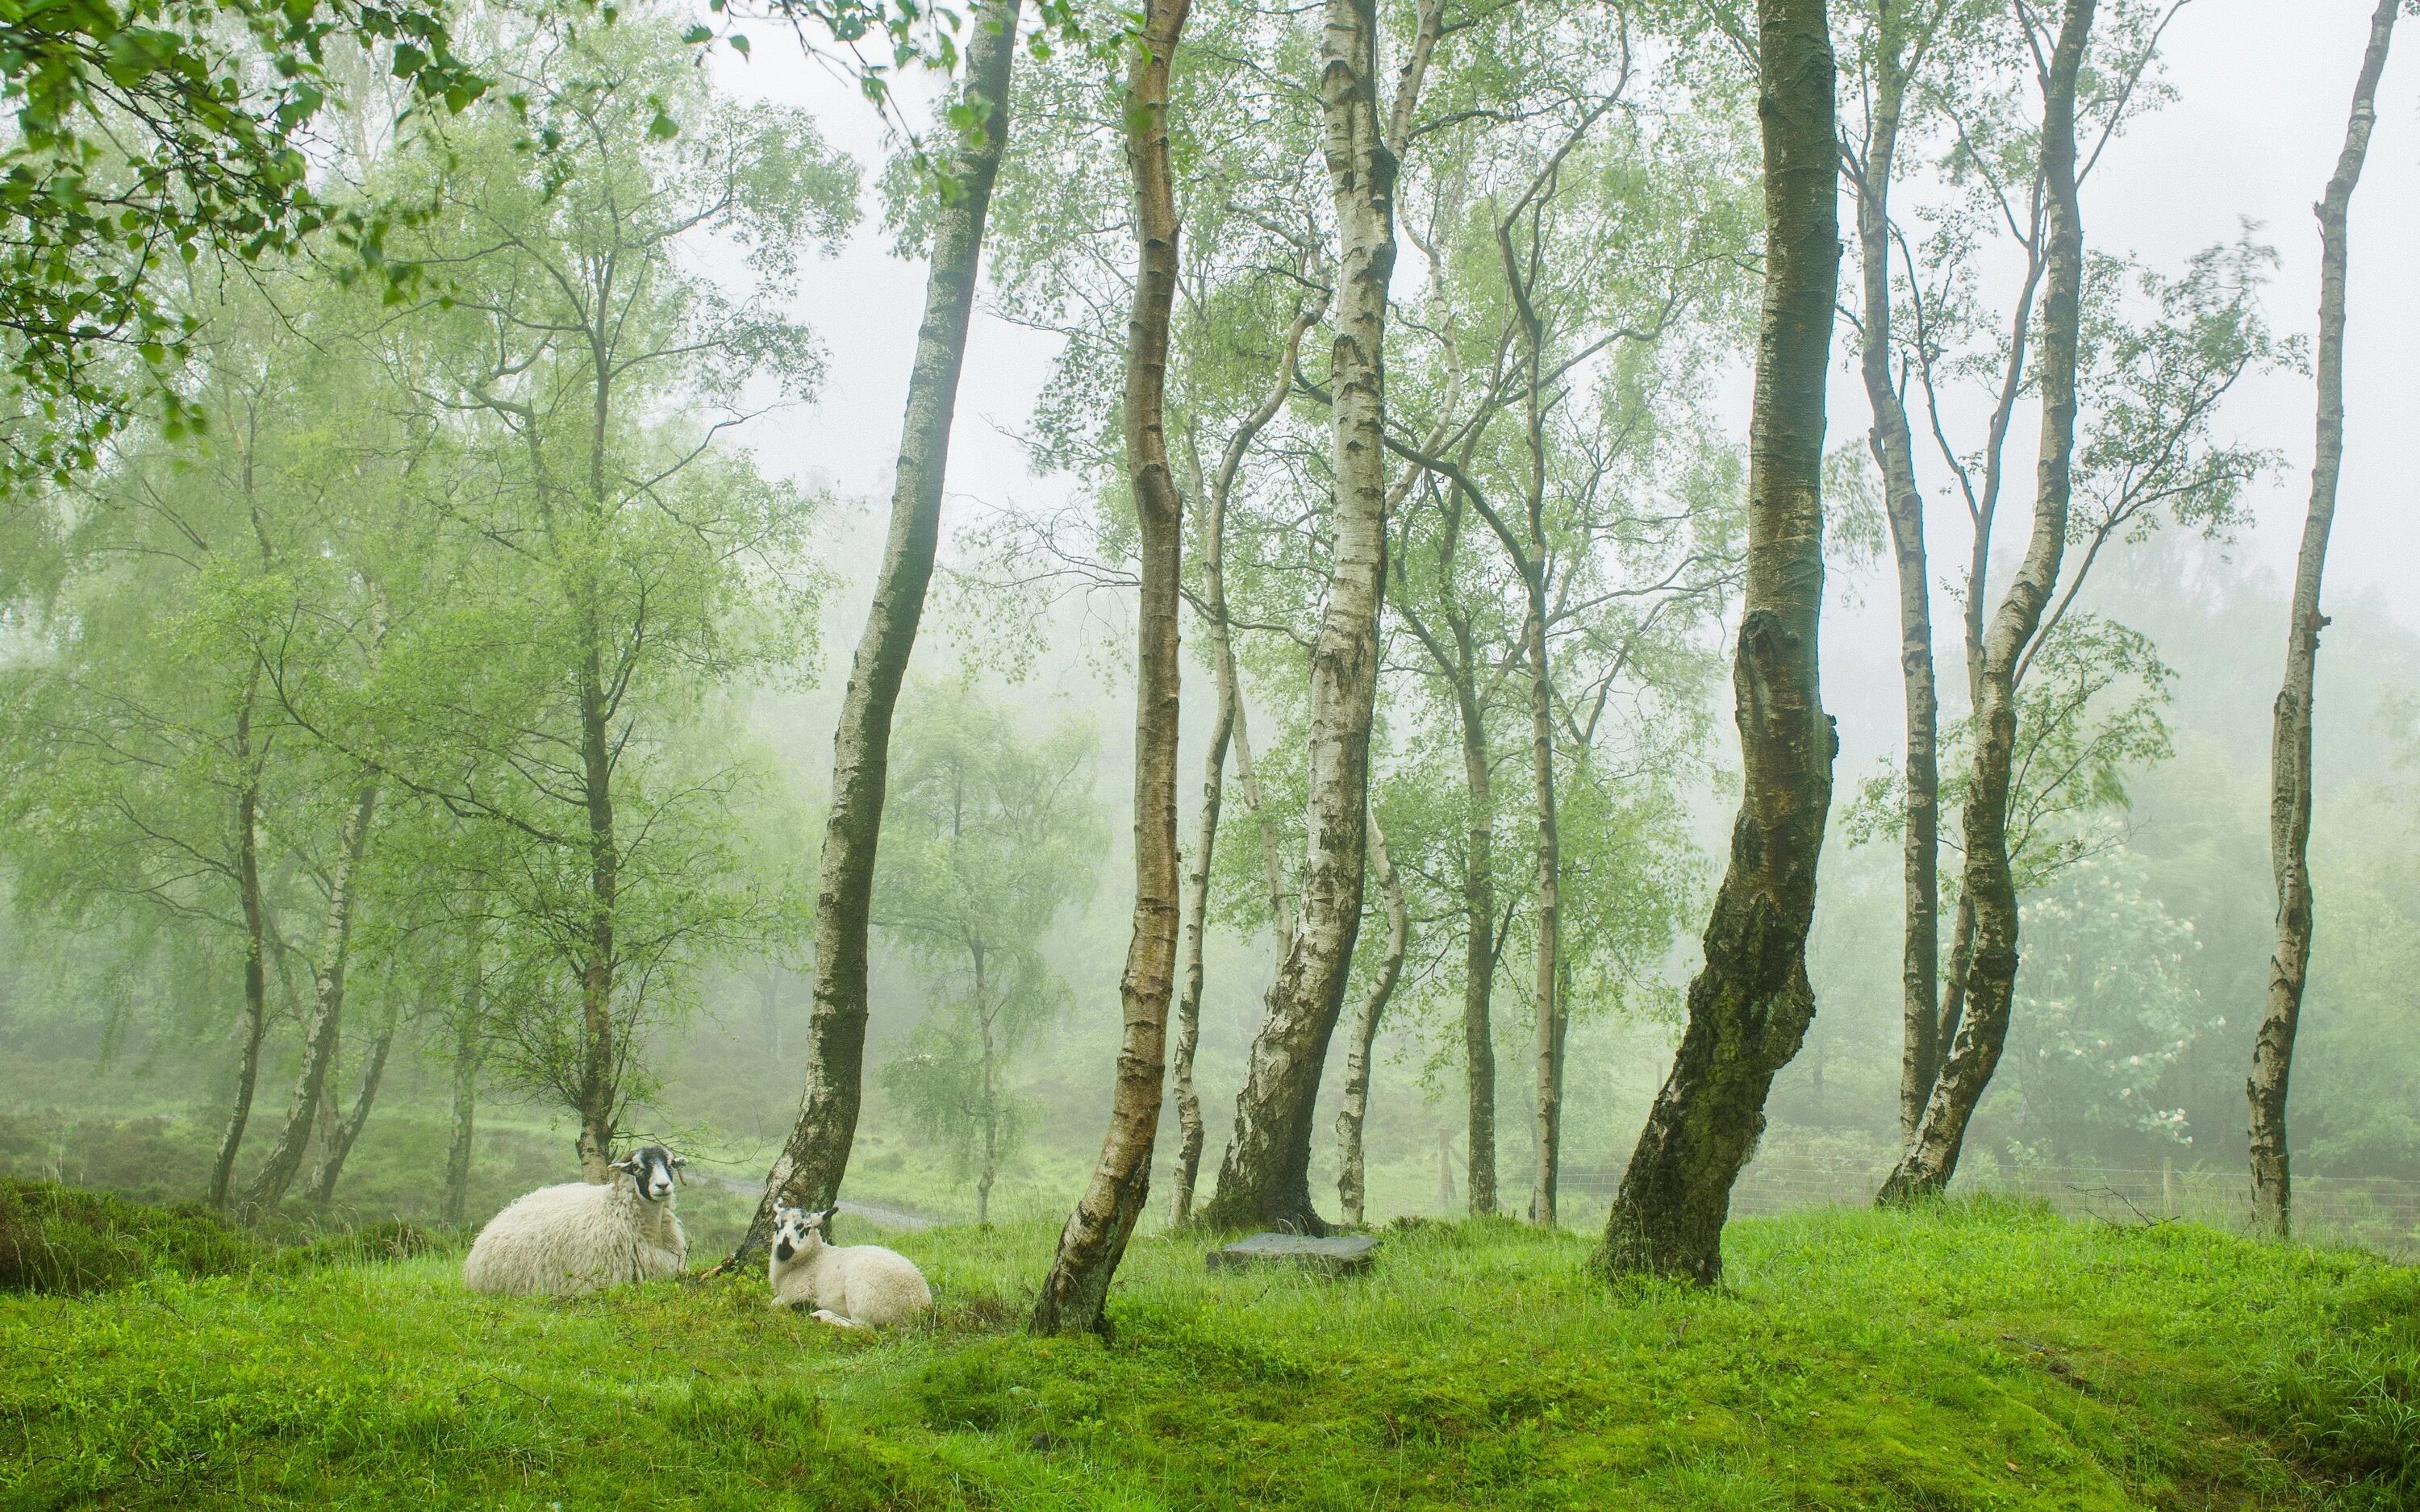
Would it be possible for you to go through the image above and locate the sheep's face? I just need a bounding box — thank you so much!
[614,1146,682,1203]
[771,1206,828,1265]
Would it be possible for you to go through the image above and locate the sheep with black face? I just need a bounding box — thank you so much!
[767,1206,931,1327]
[461,1146,688,1296]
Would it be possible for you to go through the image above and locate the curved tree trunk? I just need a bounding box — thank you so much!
[240,781,378,1222]
[732,0,1025,1266]
[1170,679,1229,1228]
[1882,0,2092,1203]
[1171,298,1326,1227]
[309,1002,396,1210]
[2251,0,2395,1241]
[1030,0,1189,1335]
[1592,0,1839,1285]
[1335,812,1407,1227]
[1845,7,1942,1144]
[211,725,269,1211]
[1200,0,1400,1237]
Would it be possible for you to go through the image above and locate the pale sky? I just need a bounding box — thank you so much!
[710,0,2419,704]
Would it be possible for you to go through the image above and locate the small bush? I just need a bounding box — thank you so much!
[2258,1273,2420,1504]
[0,1178,263,1295]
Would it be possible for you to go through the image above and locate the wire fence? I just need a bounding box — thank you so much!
[1558,1156,2420,1260]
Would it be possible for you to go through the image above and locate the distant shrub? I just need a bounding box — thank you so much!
[0,1181,466,1296]
[0,1178,263,1295]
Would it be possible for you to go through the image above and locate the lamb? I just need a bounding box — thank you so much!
[767,1206,932,1328]
[461,1146,688,1296]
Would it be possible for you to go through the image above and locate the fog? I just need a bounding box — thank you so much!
[3,0,2414,1260]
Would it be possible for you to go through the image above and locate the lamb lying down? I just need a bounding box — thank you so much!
[767,1205,932,1328]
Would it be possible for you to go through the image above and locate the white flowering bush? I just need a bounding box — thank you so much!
[1999,842,2213,1163]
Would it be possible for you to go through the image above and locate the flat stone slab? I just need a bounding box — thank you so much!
[1207,1232,1379,1276]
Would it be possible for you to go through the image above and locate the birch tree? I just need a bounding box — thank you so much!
[2249,0,2397,1239]
[1032,0,1189,1334]
[1592,0,1838,1285]
[874,686,1100,1225]
[746,0,1029,1258]
[1880,0,2284,1198]
[344,15,847,1178]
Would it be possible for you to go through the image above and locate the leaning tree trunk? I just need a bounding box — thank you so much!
[309,1003,396,1210]
[1454,674,1500,1214]
[240,782,378,1222]
[1335,813,1408,1227]
[1030,0,1189,1336]
[2251,0,2396,1242]
[210,731,270,1211]
[1170,669,1229,1229]
[1170,298,1325,1227]
[1847,20,1942,1144]
[1591,0,1839,1286]
[1200,0,1400,1237]
[1881,0,2092,1203]
[733,0,1026,1266]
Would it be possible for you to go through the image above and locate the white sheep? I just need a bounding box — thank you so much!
[462,1146,688,1296]
[767,1206,932,1328]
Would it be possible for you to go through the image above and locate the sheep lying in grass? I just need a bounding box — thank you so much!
[462,1147,687,1296]
[767,1206,931,1328]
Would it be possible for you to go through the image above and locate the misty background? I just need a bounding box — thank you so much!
[3,0,2414,1247]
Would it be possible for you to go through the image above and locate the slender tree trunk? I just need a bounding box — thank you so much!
[311,1057,343,1189]
[1171,299,1326,1227]
[1847,15,1942,1144]
[1592,0,1839,1285]
[240,782,379,1222]
[574,637,619,1181]
[309,1005,395,1210]
[735,0,1025,1266]
[2251,0,2395,1242]
[1336,813,1408,1227]
[211,720,269,1210]
[1522,594,1563,1227]
[1170,684,1228,1229]
[1030,0,1189,1335]
[1455,677,1499,1214]
[1201,0,1400,1236]
[978,990,998,1227]
[444,991,482,1229]
[1883,0,2092,1203]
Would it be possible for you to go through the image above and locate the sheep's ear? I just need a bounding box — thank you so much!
[610,1154,640,1173]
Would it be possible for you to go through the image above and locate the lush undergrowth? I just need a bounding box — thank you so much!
[1,1198,2413,1510]
[0,1178,445,1295]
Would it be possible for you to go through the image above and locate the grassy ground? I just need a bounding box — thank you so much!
[2,1199,2414,1511]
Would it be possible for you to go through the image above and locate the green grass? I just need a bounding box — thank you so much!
[1,1198,2414,1510]
[0,1177,453,1297]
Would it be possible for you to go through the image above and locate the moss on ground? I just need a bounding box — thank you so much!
[0,1198,2412,1510]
